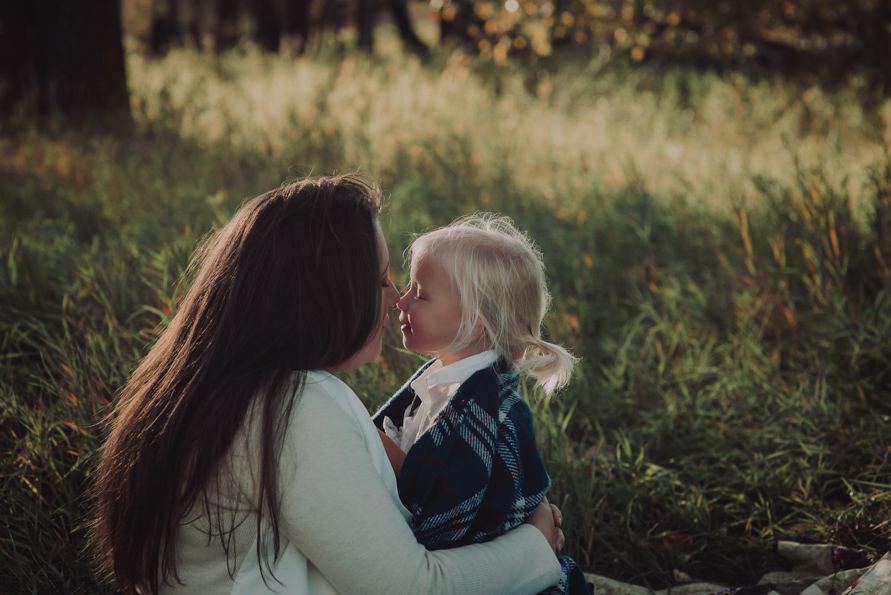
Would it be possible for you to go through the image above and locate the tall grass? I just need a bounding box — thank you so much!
[2,43,890,593]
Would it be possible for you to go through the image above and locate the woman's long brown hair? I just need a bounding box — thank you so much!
[92,174,383,594]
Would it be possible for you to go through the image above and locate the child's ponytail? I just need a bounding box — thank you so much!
[515,337,578,395]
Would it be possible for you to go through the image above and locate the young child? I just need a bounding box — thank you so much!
[373,214,590,595]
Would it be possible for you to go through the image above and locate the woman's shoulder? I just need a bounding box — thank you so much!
[303,369,350,396]
[287,371,381,444]
[296,370,364,418]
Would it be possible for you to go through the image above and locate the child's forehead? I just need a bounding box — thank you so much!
[411,254,455,286]
[411,252,435,275]
[410,249,437,272]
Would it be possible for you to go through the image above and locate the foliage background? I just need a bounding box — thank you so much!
[2,4,891,593]
[123,0,890,91]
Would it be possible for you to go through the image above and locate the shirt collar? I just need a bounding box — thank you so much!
[426,350,499,387]
[402,351,500,440]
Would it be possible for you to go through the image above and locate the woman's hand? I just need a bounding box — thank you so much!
[525,497,565,554]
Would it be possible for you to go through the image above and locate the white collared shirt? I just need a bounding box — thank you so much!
[383,350,499,452]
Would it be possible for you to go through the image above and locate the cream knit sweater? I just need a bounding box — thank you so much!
[158,371,562,595]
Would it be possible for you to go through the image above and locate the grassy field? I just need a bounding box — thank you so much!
[2,40,891,593]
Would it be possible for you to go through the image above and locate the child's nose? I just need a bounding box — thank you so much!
[396,292,409,311]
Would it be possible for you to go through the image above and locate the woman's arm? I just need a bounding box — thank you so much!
[276,387,562,595]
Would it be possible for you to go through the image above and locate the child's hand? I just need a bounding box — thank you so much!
[377,429,406,479]
[525,497,565,554]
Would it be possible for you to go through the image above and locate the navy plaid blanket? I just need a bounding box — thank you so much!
[373,359,590,595]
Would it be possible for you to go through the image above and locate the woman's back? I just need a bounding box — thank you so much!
[162,371,408,594]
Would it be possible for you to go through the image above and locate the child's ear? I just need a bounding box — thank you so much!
[472,315,487,340]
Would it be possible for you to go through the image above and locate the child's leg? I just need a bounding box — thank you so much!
[562,557,592,595]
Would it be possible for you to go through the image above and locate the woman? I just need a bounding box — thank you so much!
[93,173,564,594]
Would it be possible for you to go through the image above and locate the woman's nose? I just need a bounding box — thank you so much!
[386,282,400,306]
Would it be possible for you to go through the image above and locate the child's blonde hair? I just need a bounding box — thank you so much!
[409,213,577,394]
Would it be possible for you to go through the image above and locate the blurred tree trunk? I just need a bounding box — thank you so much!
[0,0,130,125]
[439,0,480,46]
[439,4,455,42]
[215,0,240,52]
[357,0,374,50]
[0,3,37,113]
[389,0,429,57]
[851,3,891,91]
[251,0,281,52]
[283,0,310,53]
[150,0,184,55]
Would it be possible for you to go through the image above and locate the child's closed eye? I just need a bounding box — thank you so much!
[403,282,425,299]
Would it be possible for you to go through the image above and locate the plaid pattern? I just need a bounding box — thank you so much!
[374,359,551,548]
[374,359,591,595]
